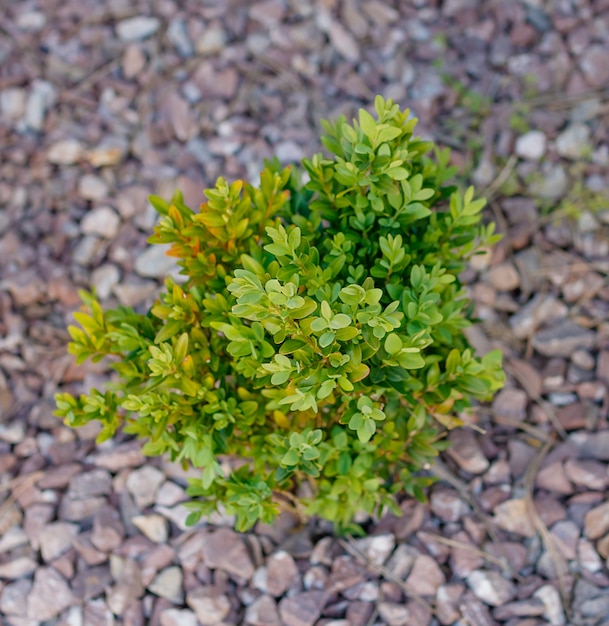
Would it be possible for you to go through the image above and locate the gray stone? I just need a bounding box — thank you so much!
[160,608,198,626]
[148,566,184,604]
[515,131,547,161]
[446,429,489,474]
[132,514,169,543]
[69,469,112,499]
[91,264,121,300]
[556,124,591,160]
[493,498,535,537]
[26,567,74,621]
[584,501,609,540]
[202,528,255,580]
[167,18,194,58]
[39,522,79,561]
[48,139,84,165]
[354,533,395,566]
[0,88,27,120]
[266,550,300,596]
[134,245,179,278]
[116,16,161,42]
[126,465,165,508]
[186,587,231,625]
[529,164,567,200]
[378,602,410,626]
[467,570,516,607]
[81,206,121,238]
[0,557,38,579]
[533,584,566,626]
[107,559,144,616]
[0,579,31,617]
[405,555,445,596]
[245,594,282,626]
[79,175,109,201]
[278,591,326,626]
[328,21,360,62]
[533,321,596,357]
[580,45,609,89]
[24,80,56,131]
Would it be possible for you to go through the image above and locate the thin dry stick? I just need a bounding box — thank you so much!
[482,154,518,200]
[523,434,571,618]
[421,532,510,571]
[339,537,435,615]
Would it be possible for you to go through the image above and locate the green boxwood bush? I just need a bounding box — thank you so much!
[55,96,504,532]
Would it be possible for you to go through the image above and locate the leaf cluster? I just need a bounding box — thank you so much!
[55,97,504,532]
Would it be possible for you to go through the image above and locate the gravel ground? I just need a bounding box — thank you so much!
[1,1,609,625]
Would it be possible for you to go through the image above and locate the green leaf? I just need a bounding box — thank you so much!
[359,108,377,141]
[384,333,402,355]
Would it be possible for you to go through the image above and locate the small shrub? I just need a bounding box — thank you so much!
[55,96,504,533]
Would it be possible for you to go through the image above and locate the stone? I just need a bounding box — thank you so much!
[79,175,109,201]
[107,559,144,615]
[556,124,591,160]
[195,25,226,55]
[92,441,146,470]
[493,498,535,537]
[186,587,231,625]
[486,262,520,291]
[467,570,516,607]
[564,458,608,490]
[573,431,609,461]
[202,528,255,580]
[69,469,112,499]
[132,514,169,543]
[509,293,567,339]
[245,594,282,626]
[48,139,84,165]
[83,599,114,626]
[92,507,124,552]
[91,264,121,300]
[24,80,56,131]
[550,520,579,560]
[0,88,27,120]
[39,522,79,561]
[86,138,128,168]
[436,583,464,625]
[26,567,74,621]
[73,534,108,565]
[1,579,31,617]
[116,16,161,42]
[167,18,194,58]
[446,429,489,474]
[533,584,566,626]
[449,531,483,578]
[536,461,573,494]
[0,557,38,579]
[81,206,121,238]
[492,387,528,421]
[354,533,395,566]
[149,566,184,604]
[584,501,609,540]
[160,608,198,626]
[430,487,468,522]
[533,321,596,357]
[580,45,609,89]
[278,591,326,626]
[493,598,546,619]
[378,602,410,625]
[405,555,445,596]
[266,550,300,597]
[528,164,567,200]
[515,131,547,160]
[126,465,165,508]
[328,22,360,62]
[123,44,147,80]
[134,245,179,278]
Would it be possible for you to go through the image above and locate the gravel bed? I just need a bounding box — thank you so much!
[1,1,609,624]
